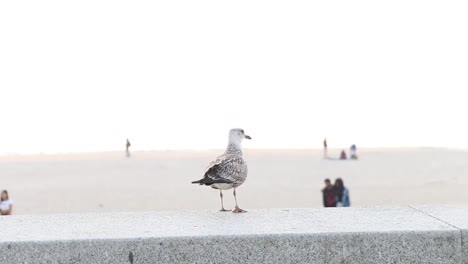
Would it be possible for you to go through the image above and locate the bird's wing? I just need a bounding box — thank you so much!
[203,154,245,183]
[204,155,225,174]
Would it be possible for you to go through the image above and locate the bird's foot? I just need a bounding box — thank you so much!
[232,206,247,213]
[220,208,230,212]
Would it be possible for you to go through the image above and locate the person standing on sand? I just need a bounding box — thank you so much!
[334,178,350,207]
[0,190,13,215]
[126,139,131,158]
[322,179,336,207]
[323,138,328,159]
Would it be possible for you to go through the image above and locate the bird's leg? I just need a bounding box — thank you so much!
[232,188,247,213]
[219,190,229,212]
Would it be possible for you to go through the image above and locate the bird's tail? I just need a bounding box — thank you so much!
[191,179,203,184]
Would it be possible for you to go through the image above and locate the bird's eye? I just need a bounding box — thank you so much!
[240,129,244,134]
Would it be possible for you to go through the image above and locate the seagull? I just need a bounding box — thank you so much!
[192,128,251,213]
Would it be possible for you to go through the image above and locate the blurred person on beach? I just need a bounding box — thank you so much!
[350,144,358,160]
[322,179,336,207]
[126,139,131,158]
[334,178,351,207]
[0,190,13,215]
[323,138,328,159]
[340,150,347,160]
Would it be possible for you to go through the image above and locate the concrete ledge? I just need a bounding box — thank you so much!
[0,206,466,264]
[414,205,468,264]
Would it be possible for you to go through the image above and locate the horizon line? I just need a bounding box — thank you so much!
[0,146,466,156]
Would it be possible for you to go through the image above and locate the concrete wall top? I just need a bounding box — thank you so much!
[0,206,466,264]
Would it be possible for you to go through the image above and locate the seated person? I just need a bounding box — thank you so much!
[340,150,347,160]
[0,190,13,215]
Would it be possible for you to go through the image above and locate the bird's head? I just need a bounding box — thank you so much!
[229,128,251,144]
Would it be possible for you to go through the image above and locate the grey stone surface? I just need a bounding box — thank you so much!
[0,207,463,264]
[414,205,468,264]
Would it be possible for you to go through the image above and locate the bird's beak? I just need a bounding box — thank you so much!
[245,135,252,140]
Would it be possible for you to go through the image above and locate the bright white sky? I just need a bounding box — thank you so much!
[1,1,468,153]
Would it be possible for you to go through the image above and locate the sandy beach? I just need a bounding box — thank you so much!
[1,148,467,215]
